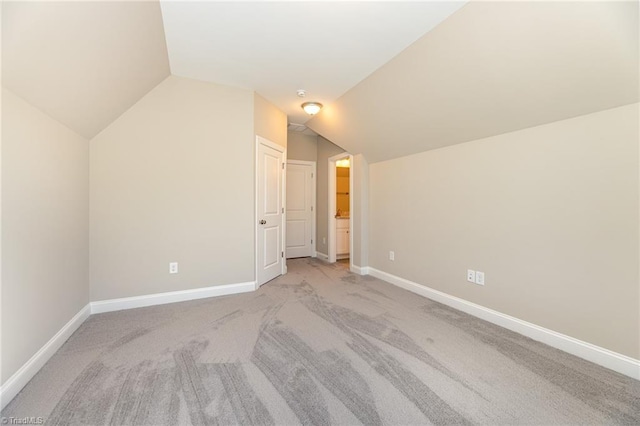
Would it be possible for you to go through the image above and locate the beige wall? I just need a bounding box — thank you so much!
[287,132,317,162]
[316,136,345,256]
[351,154,369,269]
[254,93,287,148]
[307,1,638,163]
[2,1,170,139]
[90,76,255,301]
[1,89,89,383]
[369,104,639,358]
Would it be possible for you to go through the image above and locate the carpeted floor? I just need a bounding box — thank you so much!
[3,258,639,425]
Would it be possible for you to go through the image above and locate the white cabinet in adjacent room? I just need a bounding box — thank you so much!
[336,218,350,258]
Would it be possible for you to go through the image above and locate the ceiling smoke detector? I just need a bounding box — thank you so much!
[296,89,307,98]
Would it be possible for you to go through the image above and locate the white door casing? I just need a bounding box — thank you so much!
[328,153,354,266]
[286,161,316,258]
[256,136,286,287]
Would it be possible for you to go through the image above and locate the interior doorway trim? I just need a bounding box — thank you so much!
[286,160,317,258]
[255,136,287,288]
[328,153,354,270]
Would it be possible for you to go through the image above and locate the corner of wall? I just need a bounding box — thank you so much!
[253,93,287,148]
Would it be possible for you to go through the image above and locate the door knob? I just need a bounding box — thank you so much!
[259,220,267,225]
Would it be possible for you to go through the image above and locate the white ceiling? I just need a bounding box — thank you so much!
[160,0,467,125]
[5,0,635,156]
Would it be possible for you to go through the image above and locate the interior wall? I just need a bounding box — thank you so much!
[287,132,317,162]
[90,76,255,301]
[2,1,171,139]
[352,154,369,269]
[369,103,639,358]
[254,93,287,148]
[306,1,639,164]
[1,89,89,384]
[316,136,345,256]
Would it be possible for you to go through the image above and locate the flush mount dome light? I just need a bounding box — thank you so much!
[301,102,323,116]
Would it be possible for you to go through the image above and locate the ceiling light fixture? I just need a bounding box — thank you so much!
[302,101,323,116]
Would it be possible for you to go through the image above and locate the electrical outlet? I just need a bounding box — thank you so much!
[467,269,475,282]
[389,251,395,261]
[475,271,485,285]
[169,262,178,274]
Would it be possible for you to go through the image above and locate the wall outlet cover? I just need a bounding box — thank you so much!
[169,262,178,274]
[389,251,395,261]
[475,271,485,285]
[467,270,475,282]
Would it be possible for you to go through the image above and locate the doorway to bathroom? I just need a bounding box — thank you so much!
[328,153,353,268]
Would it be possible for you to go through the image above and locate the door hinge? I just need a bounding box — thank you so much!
[281,251,284,258]
[311,173,314,178]
[311,206,314,211]
[311,239,313,244]
[282,163,285,169]
[282,207,284,213]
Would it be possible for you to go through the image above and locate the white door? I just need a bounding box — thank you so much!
[286,161,315,258]
[257,137,285,286]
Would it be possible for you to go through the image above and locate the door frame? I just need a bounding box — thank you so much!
[328,153,354,269]
[286,160,317,258]
[255,135,287,288]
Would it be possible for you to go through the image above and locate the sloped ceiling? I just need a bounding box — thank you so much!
[306,1,640,163]
[2,1,170,139]
[160,0,466,126]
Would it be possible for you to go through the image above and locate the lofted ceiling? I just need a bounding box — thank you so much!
[307,1,640,163]
[159,0,467,125]
[2,1,170,139]
[2,0,637,159]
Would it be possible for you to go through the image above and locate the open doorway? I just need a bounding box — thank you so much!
[328,153,353,269]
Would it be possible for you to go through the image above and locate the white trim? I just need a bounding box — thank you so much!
[348,156,354,272]
[316,252,329,261]
[90,281,256,314]
[0,280,257,409]
[286,160,317,259]
[328,153,354,265]
[255,136,287,287]
[0,304,91,410]
[367,267,640,380]
[351,265,369,275]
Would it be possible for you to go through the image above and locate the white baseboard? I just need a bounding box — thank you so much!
[91,281,256,314]
[0,304,91,410]
[351,265,369,275]
[367,267,640,380]
[1,281,257,409]
[316,252,329,261]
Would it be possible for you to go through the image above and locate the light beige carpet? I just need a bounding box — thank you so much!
[2,258,639,425]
